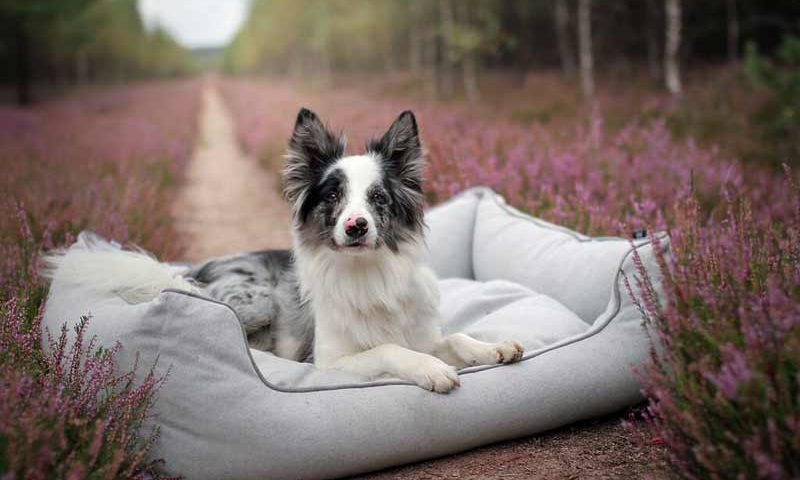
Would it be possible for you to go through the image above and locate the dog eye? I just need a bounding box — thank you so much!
[325,192,338,202]
[371,192,387,204]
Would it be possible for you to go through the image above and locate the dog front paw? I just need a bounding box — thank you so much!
[493,340,524,364]
[463,340,525,366]
[409,359,460,393]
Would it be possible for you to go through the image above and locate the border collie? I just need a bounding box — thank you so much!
[45,109,524,393]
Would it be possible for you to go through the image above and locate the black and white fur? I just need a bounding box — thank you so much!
[44,109,524,393]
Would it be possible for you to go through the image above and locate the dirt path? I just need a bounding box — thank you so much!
[174,84,292,263]
[355,414,666,480]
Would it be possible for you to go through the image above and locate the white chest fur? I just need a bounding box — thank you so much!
[295,244,442,366]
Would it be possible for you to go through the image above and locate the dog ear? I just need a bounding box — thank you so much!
[368,111,423,192]
[284,108,345,205]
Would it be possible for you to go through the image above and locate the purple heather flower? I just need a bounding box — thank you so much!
[703,344,754,401]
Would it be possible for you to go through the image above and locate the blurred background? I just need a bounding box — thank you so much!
[0,0,798,164]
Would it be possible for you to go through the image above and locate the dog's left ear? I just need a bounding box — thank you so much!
[368,111,423,192]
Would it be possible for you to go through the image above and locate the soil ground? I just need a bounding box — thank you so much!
[353,413,667,480]
[173,83,666,479]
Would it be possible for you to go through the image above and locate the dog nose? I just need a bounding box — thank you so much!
[345,216,369,238]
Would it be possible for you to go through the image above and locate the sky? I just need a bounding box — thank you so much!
[137,0,251,50]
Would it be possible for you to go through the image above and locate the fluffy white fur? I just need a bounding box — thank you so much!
[295,237,523,392]
[41,241,197,304]
[330,155,381,248]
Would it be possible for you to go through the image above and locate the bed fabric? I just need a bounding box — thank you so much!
[42,187,666,480]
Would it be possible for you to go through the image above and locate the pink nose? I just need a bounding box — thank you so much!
[344,214,369,238]
[344,214,366,228]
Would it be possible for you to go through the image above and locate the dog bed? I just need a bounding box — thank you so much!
[42,187,666,479]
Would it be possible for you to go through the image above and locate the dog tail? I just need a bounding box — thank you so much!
[40,232,197,304]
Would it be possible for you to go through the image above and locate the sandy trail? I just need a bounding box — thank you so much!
[174,84,292,263]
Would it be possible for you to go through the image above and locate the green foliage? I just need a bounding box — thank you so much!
[224,1,800,78]
[0,0,194,90]
[0,0,92,19]
[225,0,515,76]
[440,3,506,64]
[745,36,800,165]
[224,0,407,75]
[69,0,194,79]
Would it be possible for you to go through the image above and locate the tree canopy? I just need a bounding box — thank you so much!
[0,0,194,104]
[224,0,800,98]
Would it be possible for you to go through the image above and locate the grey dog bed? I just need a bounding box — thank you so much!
[42,187,665,479]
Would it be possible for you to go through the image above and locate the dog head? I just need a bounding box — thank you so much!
[283,108,425,255]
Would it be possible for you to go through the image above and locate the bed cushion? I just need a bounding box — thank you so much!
[253,278,588,389]
[42,187,667,479]
[471,195,632,324]
[422,192,478,279]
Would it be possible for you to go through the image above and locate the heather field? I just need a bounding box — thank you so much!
[2,0,798,477]
[1,80,202,478]
[220,75,792,232]
[220,75,799,478]
[0,72,796,478]
[0,80,202,272]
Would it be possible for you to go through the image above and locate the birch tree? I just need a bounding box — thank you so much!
[664,0,682,95]
[577,0,593,99]
[455,1,480,102]
[438,0,456,100]
[727,0,739,65]
[422,2,439,98]
[408,0,422,76]
[554,0,575,79]
[646,0,660,81]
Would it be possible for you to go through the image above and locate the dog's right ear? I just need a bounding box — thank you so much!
[284,108,345,205]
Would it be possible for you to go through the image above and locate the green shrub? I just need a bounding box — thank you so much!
[745,36,800,166]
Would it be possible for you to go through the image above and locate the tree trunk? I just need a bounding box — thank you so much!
[317,50,332,87]
[408,0,423,76]
[664,0,682,95]
[437,0,456,100]
[727,0,739,65]
[577,0,594,100]
[555,0,576,79]
[288,47,304,80]
[646,0,660,81]
[422,6,439,99]
[456,1,480,102]
[15,21,32,106]
[75,47,89,85]
[316,2,332,86]
[462,53,480,102]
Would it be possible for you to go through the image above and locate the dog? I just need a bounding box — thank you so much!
[44,109,524,393]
